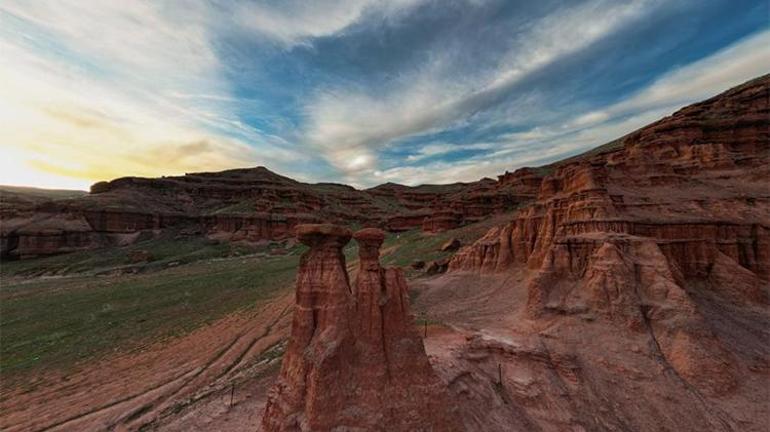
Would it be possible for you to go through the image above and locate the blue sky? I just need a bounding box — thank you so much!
[0,0,767,189]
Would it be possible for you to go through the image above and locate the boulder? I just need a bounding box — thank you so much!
[426,258,450,275]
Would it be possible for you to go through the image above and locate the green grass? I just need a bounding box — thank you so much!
[0,235,277,278]
[0,213,510,384]
[381,230,454,268]
[0,254,298,380]
[379,214,510,276]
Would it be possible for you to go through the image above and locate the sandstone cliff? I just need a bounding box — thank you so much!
[451,74,769,284]
[446,74,769,399]
[261,225,461,431]
[2,168,537,259]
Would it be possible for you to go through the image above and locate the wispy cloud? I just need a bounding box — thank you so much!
[404,142,496,163]
[0,1,305,189]
[234,0,426,47]
[0,0,765,189]
[301,0,663,180]
[566,30,770,130]
[369,29,770,185]
[0,40,261,188]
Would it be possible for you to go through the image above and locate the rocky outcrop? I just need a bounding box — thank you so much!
[423,210,464,232]
[527,235,737,394]
[426,258,450,275]
[450,74,770,284]
[441,238,462,252]
[3,165,539,259]
[385,212,432,232]
[262,225,461,431]
[448,75,770,396]
[496,167,545,187]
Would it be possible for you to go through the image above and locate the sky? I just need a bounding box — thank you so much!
[0,0,767,190]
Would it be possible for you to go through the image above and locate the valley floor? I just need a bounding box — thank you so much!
[2,218,768,431]
[5,269,767,431]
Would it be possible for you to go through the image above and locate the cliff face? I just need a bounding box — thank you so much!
[450,74,769,280]
[446,75,769,398]
[261,225,461,431]
[2,168,538,260]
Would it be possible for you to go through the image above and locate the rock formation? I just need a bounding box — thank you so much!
[441,238,462,252]
[262,224,461,431]
[447,74,770,396]
[450,74,770,283]
[2,167,538,259]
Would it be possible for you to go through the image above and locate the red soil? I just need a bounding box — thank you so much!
[0,293,293,432]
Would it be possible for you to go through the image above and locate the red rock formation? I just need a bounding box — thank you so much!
[527,235,736,394]
[261,224,355,431]
[451,74,770,285]
[385,212,431,232]
[497,167,545,189]
[3,164,540,258]
[262,225,461,431]
[448,75,770,396]
[423,210,464,232]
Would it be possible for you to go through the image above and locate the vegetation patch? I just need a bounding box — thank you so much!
[1,234,271,278]
[0,254,298,380]
[379,213,514,276]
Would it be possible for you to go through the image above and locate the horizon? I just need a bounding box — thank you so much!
[1,1,768,190]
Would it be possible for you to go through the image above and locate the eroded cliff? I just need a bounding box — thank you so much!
[261,224,461,431]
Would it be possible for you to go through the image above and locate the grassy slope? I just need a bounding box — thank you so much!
[0,215,507,382]
[0,254,299,379]
[0,234,278,278]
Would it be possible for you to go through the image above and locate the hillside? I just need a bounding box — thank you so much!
[0,163,539,260]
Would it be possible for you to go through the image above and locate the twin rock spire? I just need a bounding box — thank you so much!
[262,224,461,431]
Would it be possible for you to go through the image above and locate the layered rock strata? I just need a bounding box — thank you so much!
[448,74,770,395]
[451,74,770,286]
[2,168,537,259]
[262,224,461,431]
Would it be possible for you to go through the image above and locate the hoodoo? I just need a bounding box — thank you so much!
[262,224,461,431]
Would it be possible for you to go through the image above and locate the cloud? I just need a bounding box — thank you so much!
[0,1,220,93]
[0,1,305,189]
[301,0,663,180]
[568,29,770,130]
[0,0,765,191]
[0,48,263,189]
[368,106,671,186]
[369,29,770,186]
[234,0,426,46]
[404,142,496,163]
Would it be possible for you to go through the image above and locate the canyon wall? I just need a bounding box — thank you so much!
[450,74,769,282]
[2,169,537,259]
[447,75,769,396]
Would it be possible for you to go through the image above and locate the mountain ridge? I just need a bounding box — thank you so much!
[1,74,767,261]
